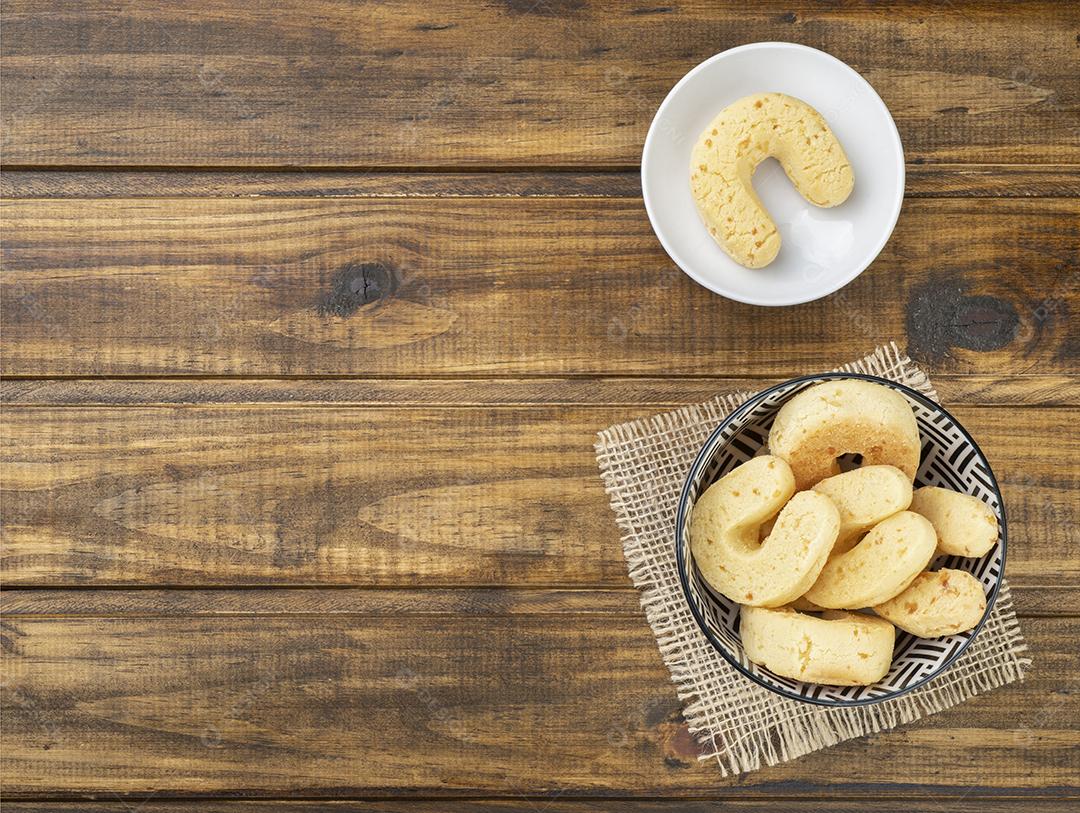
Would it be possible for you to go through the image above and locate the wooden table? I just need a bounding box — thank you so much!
[2,2,1078,809]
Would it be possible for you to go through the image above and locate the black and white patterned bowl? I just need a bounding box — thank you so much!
[675,372,1006,706]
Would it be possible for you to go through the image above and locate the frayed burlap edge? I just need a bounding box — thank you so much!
[595,342,1031,776]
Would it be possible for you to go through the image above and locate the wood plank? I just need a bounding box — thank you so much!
[1,611,1075,797]
[904,165,1080,199]
[0,171,646,200]
[2,1,1078,167]
[0,585,1070,619]
[3,375,1079,407]
[0,589,644,618]
[2,405,1076,594]
[6,804,1080,813]
[4,166,1079,199]
[2,197,1077,377]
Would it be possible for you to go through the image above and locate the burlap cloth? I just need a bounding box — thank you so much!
[595,343,1030,775]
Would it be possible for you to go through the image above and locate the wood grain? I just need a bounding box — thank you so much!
[6,804,1080,813]
[4,375,1079,407]
[0,588,644,618]
[2,1,1078,167]
[0,586,1069,619]
[4,166,1079,199]
[3,404,1076,594]
[2,609,1076,798]
[2,1,1077,803]
[3,197,1077,377]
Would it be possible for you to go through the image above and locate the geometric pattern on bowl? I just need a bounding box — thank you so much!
[675,373,1006,705]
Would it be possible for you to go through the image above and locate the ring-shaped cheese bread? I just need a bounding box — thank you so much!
[874,568,986,637]
[690,455,839,607]
[803,510,937,609]
[769,380,922,490]
[690,93,854,269]
[741,606,895,685]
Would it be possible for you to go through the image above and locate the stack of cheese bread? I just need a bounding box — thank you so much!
[690,380,996,686]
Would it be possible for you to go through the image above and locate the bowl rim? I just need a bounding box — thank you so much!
[640,41,906,307]
[674,371,1007,707]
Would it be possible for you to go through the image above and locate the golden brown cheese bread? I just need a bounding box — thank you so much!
[874,568,987,637]
[803,511,937,609]
[811,464,913,556]
[690,92,854,269]
[769,380,921,490]
[909,486,998,558]
[690,456,839,607]
[741,606,895,685]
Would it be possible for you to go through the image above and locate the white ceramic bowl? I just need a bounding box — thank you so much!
[641,42,904,306]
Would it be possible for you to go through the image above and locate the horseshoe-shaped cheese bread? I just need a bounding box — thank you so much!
[803,511,937,609]
[769,380,922,490]
[690,455,839,607]
[741,606,895,685]
[874,568,986,637]
[910,486,999,558]
[812,465,913,556]
[690,92,854,269]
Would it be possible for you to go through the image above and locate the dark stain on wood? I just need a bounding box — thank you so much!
[906,279,1020,362]
[639,697,705,769]
[0,620,28,655]
[502,0,585,16]
[317,262,398,317]
[658,716,704,768]
[776,11,798,23]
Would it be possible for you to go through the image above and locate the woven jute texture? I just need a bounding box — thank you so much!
[595,343,1030,775]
